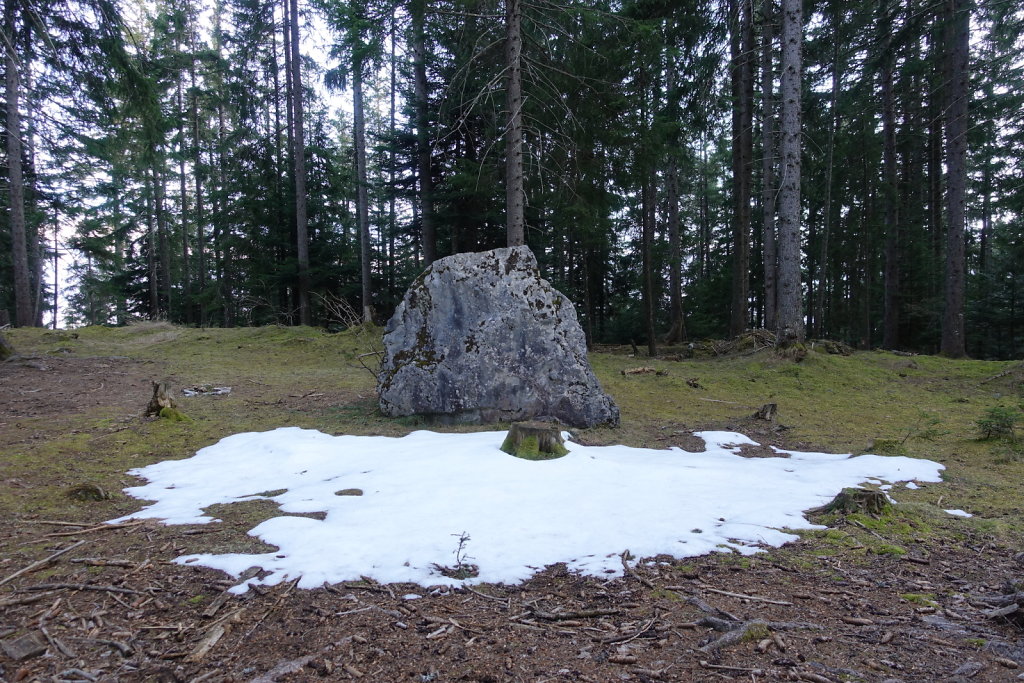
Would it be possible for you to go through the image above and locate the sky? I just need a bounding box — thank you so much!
[109,427,951,593]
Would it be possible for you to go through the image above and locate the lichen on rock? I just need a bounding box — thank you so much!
[377,246,619,428]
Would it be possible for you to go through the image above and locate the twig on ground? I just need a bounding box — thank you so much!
[19,582,145,595]
[599,617,659,644]
[531,607,620,621]
[43,520,146,537]
[620,550,656,590]
[69,558,137,568]
[464,585,509,604]
[0,540,87,587]
[702,587,794,606]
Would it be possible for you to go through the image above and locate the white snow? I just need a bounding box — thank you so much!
[945,509,973,517]
[110,428,944,592]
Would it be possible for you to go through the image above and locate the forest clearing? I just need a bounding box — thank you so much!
[1,323,1023,681]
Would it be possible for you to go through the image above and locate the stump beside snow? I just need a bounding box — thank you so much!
[377,246,619,428]
[500,422,569,460]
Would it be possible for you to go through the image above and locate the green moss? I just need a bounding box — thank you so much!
[651,588,684,602]
[900,593,938,606]
[741,622,771,642]
[871,543,907,556]
[159,406,191,422]
[500,433,569,460]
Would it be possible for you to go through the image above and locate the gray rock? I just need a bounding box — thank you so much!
[378,246,619,428]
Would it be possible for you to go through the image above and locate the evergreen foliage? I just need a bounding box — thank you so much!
[2,0,1022,359]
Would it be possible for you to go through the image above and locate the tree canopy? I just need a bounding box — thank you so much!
[3,0,1022,359]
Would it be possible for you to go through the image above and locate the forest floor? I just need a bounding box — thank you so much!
[1,322,1023,683]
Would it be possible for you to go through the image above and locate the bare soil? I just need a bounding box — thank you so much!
[2,353,1023,683]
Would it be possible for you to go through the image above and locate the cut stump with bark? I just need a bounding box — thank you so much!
[146,381,189,421]
[0,331,14,361]
[501,422,569,460]
[753,403,777,421]
[810,487,889,517]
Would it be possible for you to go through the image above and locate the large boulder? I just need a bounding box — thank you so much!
[378,246,619,428]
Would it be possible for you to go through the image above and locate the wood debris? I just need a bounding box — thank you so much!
[0,540,87,587]
[621,367,667,376]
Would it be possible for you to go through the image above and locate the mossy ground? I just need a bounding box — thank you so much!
[2,323,1022,563]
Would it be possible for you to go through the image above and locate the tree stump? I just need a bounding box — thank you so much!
[810,487,889,517]
[146,381,189,421]
[500,422,569,460]
[0,331,14,361]
[753,403,777,421]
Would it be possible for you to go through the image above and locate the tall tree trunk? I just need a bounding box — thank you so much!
[881,1,900,349]
[388,19,397,298]
[191,35,207,326]
[177,72,192,325]
[940,0,968,357]
[146,172,159,318]
[776,0,804,344]
[353,63,373,323]
[5,0,31,327]
[665,153,685,345]
[288,0,311,325]
[153,163,172,318]
[760,1,777,332]
[504,0,525,247]
[642,176,657,357]
[730,0,754,337]
[50,221,58,328]
[411,0,436,263]
[815,24,842,339]
[664,46,685,344]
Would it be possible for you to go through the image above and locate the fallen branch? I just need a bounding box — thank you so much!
[69,558,137,568]
[620,550,655,590]
[0,592,56,608]
[463,585,509,604]
[698,618,823,653]
[185,625,226,663]
[531,607,620,621]
[702,587,794,606]
[247,656,314,683]
[699,661,764,674]
[0,540,87,587]
[43,520,146,538]
[19,582,145,595]
[599,617,659,644]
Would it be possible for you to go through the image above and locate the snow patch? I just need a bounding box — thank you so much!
[111,428,944,592]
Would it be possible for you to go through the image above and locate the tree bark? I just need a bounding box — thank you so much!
[0,330,14,360]
[289,0,311,326]
[154,162,172,318]
[411,0,436,264]
[642,176,657,357]
[940,0,969,357]
[776,0,804,345]
[664,44,685,344]
[730,0,754,337]
[190,25,206,326]
[814,21,842,339]
[505,0,525,247]
[177,69,192,325]
[5,0,31,327]
[760,1,777,332]
[881,0,900,349]
[353,63,373,324]
[145,171,159,318]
